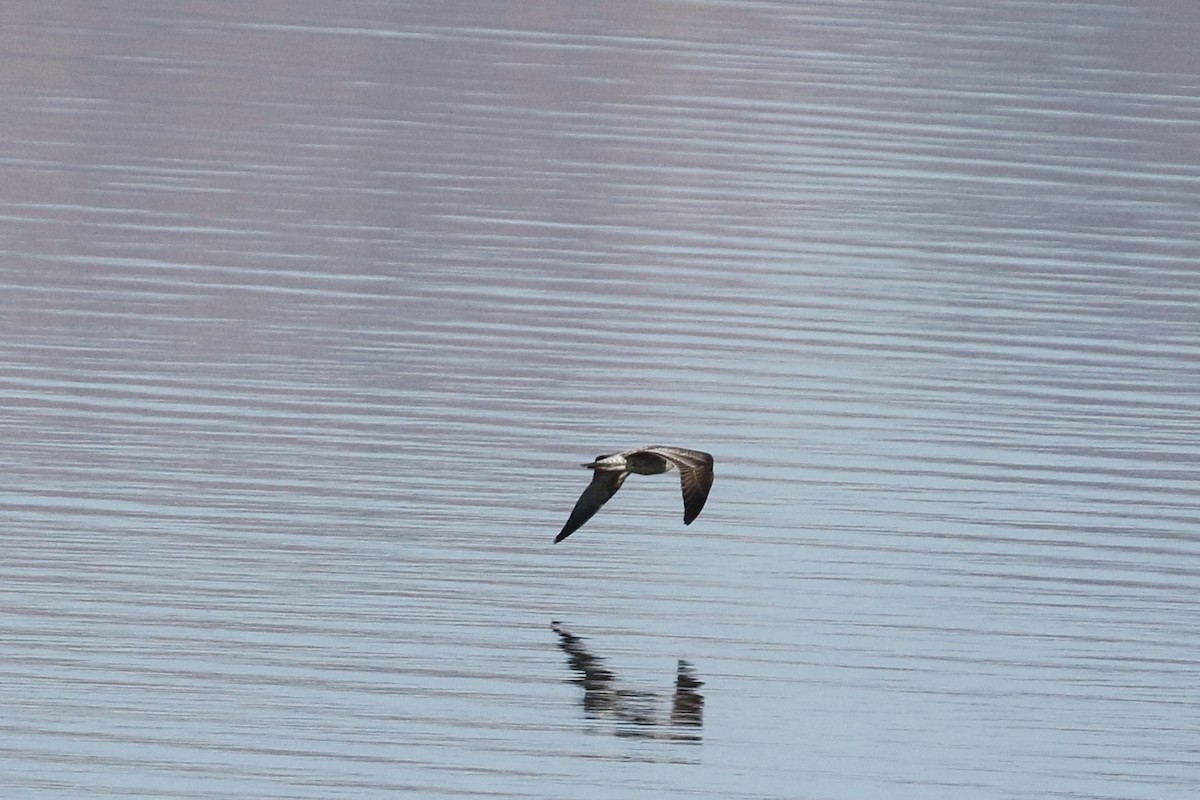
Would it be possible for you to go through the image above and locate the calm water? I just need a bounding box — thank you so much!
[3,1,1199,798]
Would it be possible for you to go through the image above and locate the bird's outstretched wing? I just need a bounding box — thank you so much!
[647,447,715,525]
[555,469,628,543]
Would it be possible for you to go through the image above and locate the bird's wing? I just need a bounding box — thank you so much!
[555,469,628,543]
[648,447,714,525]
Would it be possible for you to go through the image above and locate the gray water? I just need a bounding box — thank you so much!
[3,2,1199,798]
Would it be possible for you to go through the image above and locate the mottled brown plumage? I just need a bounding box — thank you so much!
[555,446,715,543]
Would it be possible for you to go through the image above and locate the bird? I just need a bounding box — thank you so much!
[554,446,714,543]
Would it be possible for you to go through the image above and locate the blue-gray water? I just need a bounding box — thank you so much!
[3,2,1199,798]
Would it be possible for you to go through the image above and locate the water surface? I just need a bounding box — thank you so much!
[2,2,1199,798]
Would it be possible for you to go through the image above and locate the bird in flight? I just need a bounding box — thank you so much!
[555,446,714,543]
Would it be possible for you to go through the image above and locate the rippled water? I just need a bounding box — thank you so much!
[3,1,1199,798]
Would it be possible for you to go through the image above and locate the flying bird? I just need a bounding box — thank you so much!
[555,446,714,543]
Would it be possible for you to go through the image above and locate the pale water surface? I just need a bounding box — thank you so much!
[2,2,1199,799]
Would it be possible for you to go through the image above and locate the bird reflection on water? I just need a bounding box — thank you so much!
[551,621,704,742]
